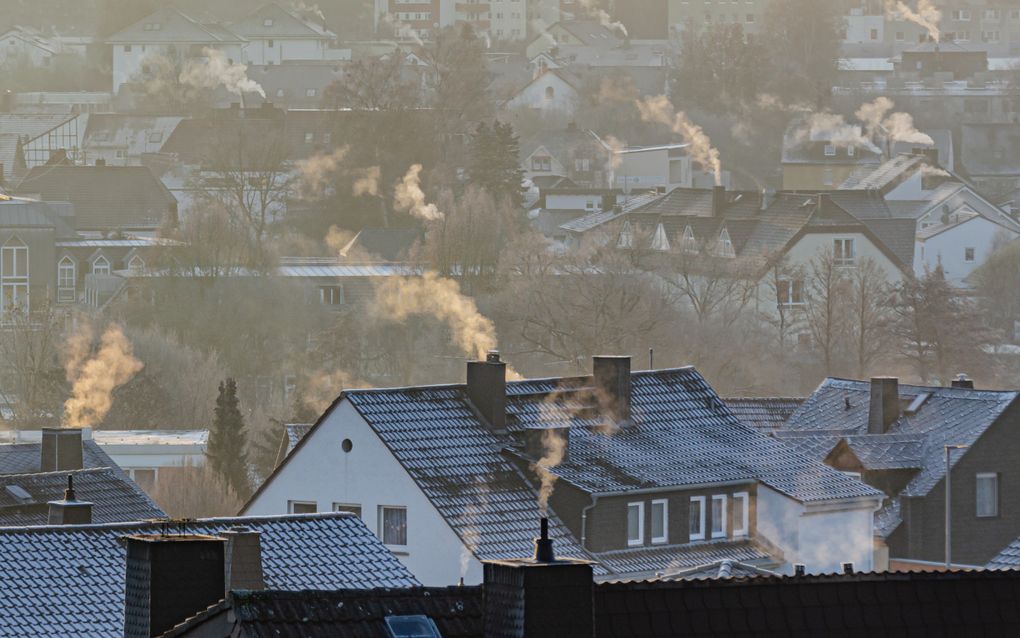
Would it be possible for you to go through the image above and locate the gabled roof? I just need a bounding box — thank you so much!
[840,153,926,191]
[230,2,334,39]
[656,558,779,581]
[553,20,625,48]
[0,114,76,139]
[988,536,1020,569]
[0,512,418,638]
[82,115,185,157]
[106,7,245,44]
[0,439,118,475]
[0,467,164,526]
[724,398,804,433]
[16,165,177,231]
[596,538,778,578]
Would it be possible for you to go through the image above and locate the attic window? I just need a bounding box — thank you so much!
[264,18,275,27]
[903,392,931,415]
[617,221,634,249]
[4,484,31,503]
[824,144,836,157]
[383,616,442,638]
[651,223,671,251]
[716,228,735,257]
[682,225,696,252]
[848,145,856,157]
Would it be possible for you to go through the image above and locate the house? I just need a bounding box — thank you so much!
[519,126,612,187]
[781,118,884,190]
[960,123,1020,200]
[0,512,417,638]
[775,375,1020,569]
[228,2,338,66]
[106,7,247,94]
[337,227,422,262]
[243,354,883,584]
[525,21,624,59]
[15,164,179,233]
[0,113,85,176]
[724,397,805,434]
[0,26,60,67]
[86,429,207,491]
[161,526,1020,638]
[503,68,583,116]
[81,114,186,167]
[668,0,768,43]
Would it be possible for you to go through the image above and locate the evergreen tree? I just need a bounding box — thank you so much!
[469,121,524,207]
[207,378,251,500]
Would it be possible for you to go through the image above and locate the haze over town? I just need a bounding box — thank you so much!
[3,0,1020,635]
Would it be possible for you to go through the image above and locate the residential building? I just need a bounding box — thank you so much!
[525,20,624,59]
[85,430,207,491]
[960,123,1020,201]
[374,0,526,40]
[0,26,61,67]
[0,512,417,638]
[80,114,186,167]
[0,113,86,177]
[776,375,1020,569]
[667,0,768,43]
[9,92,112,115]
[502,68,582,115]
[519,126,612,187]
[781,118,885,191]
[244,354,882,584]
[227,2,339,66]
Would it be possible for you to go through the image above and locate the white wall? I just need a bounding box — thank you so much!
[844,15,884,44]
[915,217,1016,284]
[0,34,54,67]
[785,232,904,281]
[504,73,578,115]
[244,400,482,586]
[546,193,601,211]
[243,38,324,65]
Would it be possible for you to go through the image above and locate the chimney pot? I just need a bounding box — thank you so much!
[41,428,84,472]
[794,563,806,576]
[951,373,974,389]
[842,562,854,575]
[467,355,507,432]
[47,474,93,525]
[868,377,899,434]
[592,356,631,424]
[533,518,555,563]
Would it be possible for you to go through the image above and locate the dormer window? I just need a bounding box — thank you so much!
[682,225,697,252]
[689,495,706,541]
[92,255,111,276]
[711,494,727,538]
[264,18,275,27]
[848,145,856,157]
[733,492,749,537]
[824,144,836,157]
[128,255,145,272]
[545,85,555,100]
[617,221,634,249]
[834,238,856,266]
[716,228,735,257]
[627,502,644,546]
[651,223,671,251]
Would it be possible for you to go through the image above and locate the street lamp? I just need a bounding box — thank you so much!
[945,444,968,569]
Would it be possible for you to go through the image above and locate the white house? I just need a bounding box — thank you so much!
[229,2,338,66]
[0,26,60,67]
[915,213,1017,285]
[244,355,882,585]
[503,69,581,115]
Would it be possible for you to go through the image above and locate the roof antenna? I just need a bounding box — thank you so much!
[648,348,654,370]
[64,474,75,501]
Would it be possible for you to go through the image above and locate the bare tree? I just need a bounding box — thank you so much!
[760,255,807,362]
[847,257,895,378]
[803,248,849,376]
[0,305,66,428]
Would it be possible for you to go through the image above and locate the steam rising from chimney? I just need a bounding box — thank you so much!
[533,427,566,515]
[381,13,424,46]
[63,324,144,428]
[636,95,722,185]
[297,147,348,199]
[885,0,941,43]
[179,48,266,98]
[854,97,933,145]
[577,0,628,37]
[289,0,325,22]
[352,166,381,197]
[394,164,443,221]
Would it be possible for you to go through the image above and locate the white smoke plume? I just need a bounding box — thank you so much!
[353,166,382,197]
[577,0,628,37]
[297,147,348,199]
[290,0,326,22]
[597,76,638,104]
[63,323,144,428]
[299,368,368,416]
[394,164,443,221]
[603,134,626,172]
[920,164,951,179]
[533,427,567,515]
[179,48,266,98]
[885,0,941,43]
[636,95,722,185]
[380,13,424,46]
[855,97,934,145]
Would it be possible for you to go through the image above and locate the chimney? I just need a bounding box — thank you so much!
[711,185,726,217]
[793,564,806,576]
[951,373,974,389]
[482,520,594,638]
[221,527,264,593]
[123,534,226,638]
[467,351,506,432]
[47,474,92,525]
[592,356,631,424]
[41,428,84,472]
[842,562,855,575]
[868,377,900,434]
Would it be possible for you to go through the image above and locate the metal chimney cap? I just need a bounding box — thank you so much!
[533,517,556,563]
[485,350,501,363]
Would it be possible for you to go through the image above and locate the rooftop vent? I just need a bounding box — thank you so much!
[712,185,726,217]
[951,373,974,389]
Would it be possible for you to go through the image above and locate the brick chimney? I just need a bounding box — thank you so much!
[41,428,84,472]
[712,185,726,217]
[483,519,594,638]
[467,351,507,432]
[47,474,92,525]
[868,377,900,434]
[593,356,631,424]
[123,534,226,638]
[221,527,264,592]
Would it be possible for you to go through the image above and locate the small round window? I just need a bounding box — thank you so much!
[341,438,353,453]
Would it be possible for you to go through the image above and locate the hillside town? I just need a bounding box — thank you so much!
[4,0,1020,635]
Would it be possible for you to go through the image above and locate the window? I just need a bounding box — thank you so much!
[650,499,668,544]
[264,18,275,26]
[870,28,879,40]
[777,278,804,306]
[627,502,644,546]
[824,143,836,156]
[334,503,362,517]
[531,155,551,171]
[323,132,332,144]
[131,468,157,491]
[824,168,834,185]
[617,222,634,249]
[733,492,749,537]
[834,238,856,266]
[57,256,75,303]
[124,45,132,52]
[91,255,111,275]
[681,226,697,252]
[544,85,555,100]
[745,13,754,23]
[304,132,315,143]
[976,474,998,517]
[847,145,855,157]
[953,9,971,21]
[716,228,734,257]
[306,88,317,97]
[288,500,317,514]
[319,285,344,305]
[689,496,706,541]
[985,9,1001,21]
[1,237,28,315]
[896,30,905,41]
[711,494,727,538]
[128,255,145,272]
[268,39,274,48]
[575,158,590,172]
[964,247,975,262]
[148,131,162,144]
[384,616,442,638]
[380,506,408,545]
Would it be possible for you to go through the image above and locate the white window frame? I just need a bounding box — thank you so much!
[379,505,408,547]
[92,254,111,275]
[333,502,362,517]
[834,238,856,266]
[627,501,645,547]
[650,499,668,544]
[711,494,728,538]
[57,256,75,303]
[287,500,317,514]
[1,237,29,316]
[824,143,836,157]
[689,495,706,541]
[976,473,999,518]
[777,277,805,307]
[733,492,749,537]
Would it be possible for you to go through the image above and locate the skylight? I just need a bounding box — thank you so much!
[384,615,442,638]
[903,392,931,415]
[5,485,32,503]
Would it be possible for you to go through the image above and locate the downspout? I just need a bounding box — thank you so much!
[580,493,600,551]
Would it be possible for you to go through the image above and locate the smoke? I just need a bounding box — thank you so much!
[290,0,325,22]
[885,0,940,43]
[179,48,266,98]
[352,166,381,197]
[394,164,443,221]
[636,95,722,185]
[299,369,368,416]
[380,13,424,46]
[63,323,144,428]
[920,164,951,178]
[603,134,626,172]
[854,97,933,145]
[297,147,348,199]
[533,428,567,515]
[597,76,639,104]
[577,0,628,37]
[325,224,355,253]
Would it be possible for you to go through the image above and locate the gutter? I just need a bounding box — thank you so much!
[580,493,599,551]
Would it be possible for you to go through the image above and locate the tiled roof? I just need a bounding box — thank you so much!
[776,431,926,471]
[595,538,777,578]
[106,7,245,43]
[858,217,917,267]
[0,512,418,638]
[229,2,334,38]
[988,536,1020,569]
[0,467,164,526]
[783,378,1017,500]
[839,153,925,191]
[723,398,803,433]
[169,587,485,638]
[656,558,779,581]
[0,439,122,475]
[285,423,312,452]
